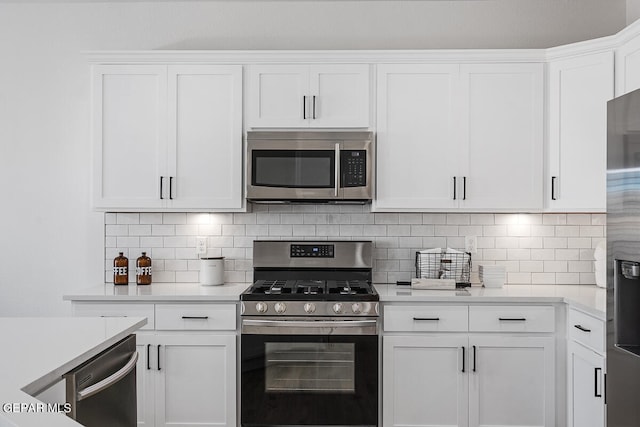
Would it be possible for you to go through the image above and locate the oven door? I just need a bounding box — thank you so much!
[247,139,340,201]
[241,318,378,427]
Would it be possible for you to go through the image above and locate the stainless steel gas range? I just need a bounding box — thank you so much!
[240,240,379,427]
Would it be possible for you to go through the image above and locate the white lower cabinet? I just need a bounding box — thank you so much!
[72,302,237,427]
[567,308,606,427]
[382,304,556,427]
[383,335,468,427]
[568,342,605,427]
[468,335,555,427]
[152,333,235,427]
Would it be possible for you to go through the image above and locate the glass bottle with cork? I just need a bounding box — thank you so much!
[136,252,152,285]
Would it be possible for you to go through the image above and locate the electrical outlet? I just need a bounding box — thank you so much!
[196,237,207,255]
[465,235,477,254]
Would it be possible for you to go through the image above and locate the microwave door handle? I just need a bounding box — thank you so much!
[335,143,340,197]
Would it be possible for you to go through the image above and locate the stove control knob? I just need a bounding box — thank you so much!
[255,302,268,314]
[304,303,316,314]
[332,303,344,314]
[274,302,287,314]
[351,303,363,314]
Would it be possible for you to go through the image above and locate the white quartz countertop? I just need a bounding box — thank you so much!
[374,284,606,319]
[63,283,605,318]
[0,316,146,427]
[63,282,251,302]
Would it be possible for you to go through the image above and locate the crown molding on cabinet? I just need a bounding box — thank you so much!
[84,49,548,64]
[544,34,618,61]
[613,17,640,47]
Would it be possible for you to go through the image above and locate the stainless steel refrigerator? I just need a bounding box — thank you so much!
[607,87,640,426]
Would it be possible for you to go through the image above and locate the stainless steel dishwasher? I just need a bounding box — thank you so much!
[64,334,137,427]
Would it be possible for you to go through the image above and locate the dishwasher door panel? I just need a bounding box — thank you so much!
[64,334,137,427]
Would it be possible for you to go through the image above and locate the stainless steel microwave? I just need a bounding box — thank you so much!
[246,131,374,203]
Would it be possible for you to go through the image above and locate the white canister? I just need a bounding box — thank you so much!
[200,257,225,286]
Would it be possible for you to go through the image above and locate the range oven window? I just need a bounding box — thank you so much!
[241,334,378,426]
[265,342,355,393]
[252,150,335,188]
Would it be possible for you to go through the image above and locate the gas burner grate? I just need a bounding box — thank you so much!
[328,280,372,295]
[251,280,293,295]
[294,280,326,295]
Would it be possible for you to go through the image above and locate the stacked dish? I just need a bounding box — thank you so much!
[479,264,506,288]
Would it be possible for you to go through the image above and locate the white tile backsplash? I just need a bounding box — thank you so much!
[104,210,605,285]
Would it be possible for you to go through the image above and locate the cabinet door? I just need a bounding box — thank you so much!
[468,335,555,427]
[383,335,469,427]
[155,333,236,427]
[247,65,309,128]
[136,334,156,427]
[547,52,614,212]
[459,64,543,211]
[92,65,167,210]
[568,342,605,427]
[167,65,243,210]
[309,64,370,128]
[375,64,460,210]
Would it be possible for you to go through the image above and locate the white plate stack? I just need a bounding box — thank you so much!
[479,264,506,288]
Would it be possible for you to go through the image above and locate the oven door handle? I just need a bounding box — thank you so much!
[242,319,378,335]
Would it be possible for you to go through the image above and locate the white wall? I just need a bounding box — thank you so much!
[0,1,626,316]
[629,0,640,25]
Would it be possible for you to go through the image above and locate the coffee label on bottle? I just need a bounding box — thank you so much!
[113,266,128,275]
[136,266,152,276]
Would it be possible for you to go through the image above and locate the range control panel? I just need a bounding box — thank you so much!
[290,244,335,258]
[341,150,367,187]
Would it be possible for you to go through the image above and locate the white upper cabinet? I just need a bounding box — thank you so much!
[167,65,243,210]
[547,52,614,212]
[93,65,168,210]
[375,64,460,210]
[247,64,370,128]
[459,63,544,211]
[375,62,543,212]
[92,64,243,211]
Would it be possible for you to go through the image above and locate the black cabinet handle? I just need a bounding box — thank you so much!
[461,346,466,373]
[595,367,602,397]
[146,344,151,370]
[160,176,164,200]
[303,95,307,119]
[551,176,557,200]
[413,317,440,321]
[453,177,457,200]
[181,316,209,320]
[313,95,317,119]
[498,317,527,321]
[472,345,476,372]
[157,345,161,371]
[574,324,591,333]
[169,177,174,200]
[604,373,607,404]
[463,176,467,200]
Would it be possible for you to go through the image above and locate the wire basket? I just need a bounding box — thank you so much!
[415,250,472,287]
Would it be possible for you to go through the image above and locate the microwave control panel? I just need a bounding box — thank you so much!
[341,150,367,187]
